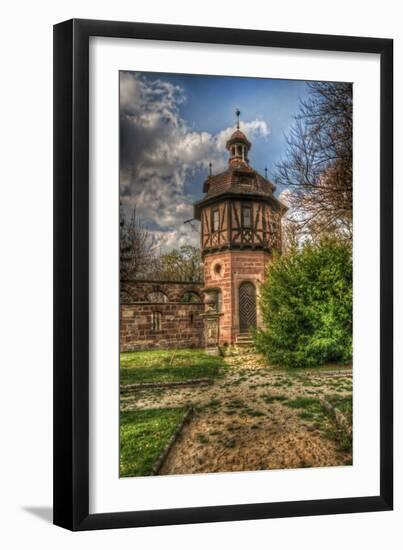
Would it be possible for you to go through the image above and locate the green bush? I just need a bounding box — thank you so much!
[254,239,352,368]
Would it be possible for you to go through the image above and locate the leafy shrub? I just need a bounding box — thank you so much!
[254,239,352,368]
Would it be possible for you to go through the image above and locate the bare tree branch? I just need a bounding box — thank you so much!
[276,82,352,244]
[120,205,158,279]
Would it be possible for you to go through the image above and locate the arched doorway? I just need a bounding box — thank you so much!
[239,282,257,332]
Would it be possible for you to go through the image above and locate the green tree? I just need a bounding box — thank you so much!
[154,245,203,282]
[254,239,352,368]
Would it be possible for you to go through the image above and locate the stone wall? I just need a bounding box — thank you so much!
[121,279,203,303]
[203,250,271,345]
[120,280,204,351]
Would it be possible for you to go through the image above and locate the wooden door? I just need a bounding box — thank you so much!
[239,282,256,332]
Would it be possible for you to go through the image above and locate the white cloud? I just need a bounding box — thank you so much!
[152,224,201,254]
[215,120,270,152]
[279,188,292,207]
[120,72,270,252]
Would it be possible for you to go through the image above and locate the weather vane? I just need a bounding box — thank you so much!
[235,108,241,129]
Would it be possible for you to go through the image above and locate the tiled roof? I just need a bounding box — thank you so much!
[202,164,275,197]
[193,123,288,220]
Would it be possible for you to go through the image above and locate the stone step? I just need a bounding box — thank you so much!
[235,333,254,345]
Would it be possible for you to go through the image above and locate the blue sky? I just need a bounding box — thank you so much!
[120,71,310,251]
[162,73,308,172]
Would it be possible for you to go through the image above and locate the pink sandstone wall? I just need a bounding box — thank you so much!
[203,250,271,345]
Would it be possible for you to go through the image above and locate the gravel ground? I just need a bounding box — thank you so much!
[121,353,353,475]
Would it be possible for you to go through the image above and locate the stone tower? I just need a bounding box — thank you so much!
[193,113,287,345]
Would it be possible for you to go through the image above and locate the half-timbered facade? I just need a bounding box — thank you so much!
[194,118,287,345]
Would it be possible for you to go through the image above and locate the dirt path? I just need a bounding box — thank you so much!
[121,353,352,474]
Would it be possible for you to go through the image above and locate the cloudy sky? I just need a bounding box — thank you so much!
[120,71,309,252]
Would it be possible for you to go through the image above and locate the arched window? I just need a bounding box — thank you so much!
[147,291,168,303]
[151,311,162,332]
[180,291,202,304]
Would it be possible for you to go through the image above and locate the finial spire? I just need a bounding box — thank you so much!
[235,108,241,129]
[209,162,212,177]
[264,166,268,179]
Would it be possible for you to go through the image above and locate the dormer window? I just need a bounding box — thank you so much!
[242,205,252,228]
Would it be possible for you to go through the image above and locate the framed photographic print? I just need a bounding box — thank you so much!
[53,19,393,530]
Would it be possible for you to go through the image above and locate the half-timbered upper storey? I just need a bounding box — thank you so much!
[193,121,287,256]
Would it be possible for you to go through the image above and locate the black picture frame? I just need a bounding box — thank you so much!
[53,18,393,531]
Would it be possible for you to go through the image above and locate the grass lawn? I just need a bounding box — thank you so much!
[284,394,352,452]
[120,407,186,477]
[120,348,225,385]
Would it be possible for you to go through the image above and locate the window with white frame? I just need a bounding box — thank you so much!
[242,205,252,228]
[212,209,219,232]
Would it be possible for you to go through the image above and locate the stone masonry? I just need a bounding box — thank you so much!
[120,280,204,351]
[203,250,272,345]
